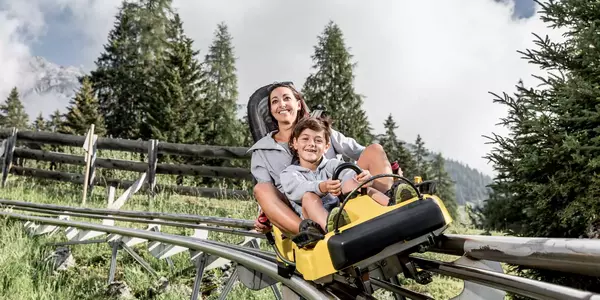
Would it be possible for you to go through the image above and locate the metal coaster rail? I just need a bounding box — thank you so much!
[0,210,331,300]
[0,198,255,229]
[3,198,600,277]
[2,199,600,300]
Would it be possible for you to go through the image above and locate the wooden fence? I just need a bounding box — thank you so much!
[0,127,255,202]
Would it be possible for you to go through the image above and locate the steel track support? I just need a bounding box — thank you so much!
[270,283,283,300]
[107,240,159,285]
[120,242,158,277]
[166,257,175,270]
[108,241,119,284]
[249,238,283,300]
[190,252,209,300]
[218,266,239,300]
[216,237,283,299]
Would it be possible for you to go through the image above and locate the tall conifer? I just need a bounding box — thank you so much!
[481,0,600,293]
[0,87,29,129]
[60,77,106,136]
[202,22,241,147]
[379,114,416,177]
[302,21,373,145]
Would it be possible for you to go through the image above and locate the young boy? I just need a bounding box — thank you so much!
[280,116,391,234]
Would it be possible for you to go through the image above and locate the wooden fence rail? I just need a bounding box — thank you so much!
[14,148,253,180]
[0,128,254,201]
[0,129,252,160]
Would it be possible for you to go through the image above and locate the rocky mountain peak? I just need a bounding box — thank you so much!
[15,56,86,119]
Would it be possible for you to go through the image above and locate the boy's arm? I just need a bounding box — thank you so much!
[280,168,325,202]
[325,159,357,195]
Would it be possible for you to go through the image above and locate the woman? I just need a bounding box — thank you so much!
[249,82,402,235]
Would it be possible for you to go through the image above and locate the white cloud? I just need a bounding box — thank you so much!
[0,0,44,101]
[0,0,566,176]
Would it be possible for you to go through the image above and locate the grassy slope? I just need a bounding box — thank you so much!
[0,173,501,300]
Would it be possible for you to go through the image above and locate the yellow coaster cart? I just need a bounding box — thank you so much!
[263,162,453,294]
[247,82,453,297]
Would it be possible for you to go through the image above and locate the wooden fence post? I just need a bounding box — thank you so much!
[88,129,98,196]
[82,124,96,205]
[2,127,17,188]
[147,139,158,210]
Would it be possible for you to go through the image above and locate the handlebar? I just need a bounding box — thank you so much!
[332,162,368,197]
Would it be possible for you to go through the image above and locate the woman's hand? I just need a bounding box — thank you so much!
[320,179,342,196]
[254,212,272,233]
[396,167,404,177]
[254,219,272,233]
[355,170,373,187]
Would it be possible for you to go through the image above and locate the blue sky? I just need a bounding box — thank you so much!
[31,8,87,67]
[1,0,563,175]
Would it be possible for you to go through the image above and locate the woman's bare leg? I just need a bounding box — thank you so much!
[366,187,390,206]
[301,193,329,231]
[342,176,391,206]
[254,183,302,235]
[356,144,394,192]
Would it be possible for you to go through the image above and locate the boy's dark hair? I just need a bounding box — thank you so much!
[289,116,333,157]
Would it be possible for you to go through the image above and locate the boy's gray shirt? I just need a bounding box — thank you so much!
[280,156,357,204]
[248,128,365,196]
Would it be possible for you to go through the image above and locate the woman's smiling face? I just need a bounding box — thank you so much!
[269,86,302,125]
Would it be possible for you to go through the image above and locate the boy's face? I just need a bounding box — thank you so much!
[293,128,330,164]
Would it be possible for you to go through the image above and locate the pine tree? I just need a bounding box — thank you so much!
[412,134,430,178]
[302,21,373,145]
[379,114,416,177]
[481,0,600,293]
[189,22,246,187]
[88,2,141,138]
[88,0,173,139]
[143,13,204,146]
[430,152,458,219]
[60,77,107,136]
[46,110,63,132]
[202,22,241,148]
[239,114,253,147]
[136,0,173,62]
[0,87,29,129]
[33,112,47,131]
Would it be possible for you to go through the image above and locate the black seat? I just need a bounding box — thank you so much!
[246,82,324,143]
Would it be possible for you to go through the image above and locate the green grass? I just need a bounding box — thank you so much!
[0,171,502,299]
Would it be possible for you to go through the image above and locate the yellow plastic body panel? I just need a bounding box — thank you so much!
[273,193,453,281]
